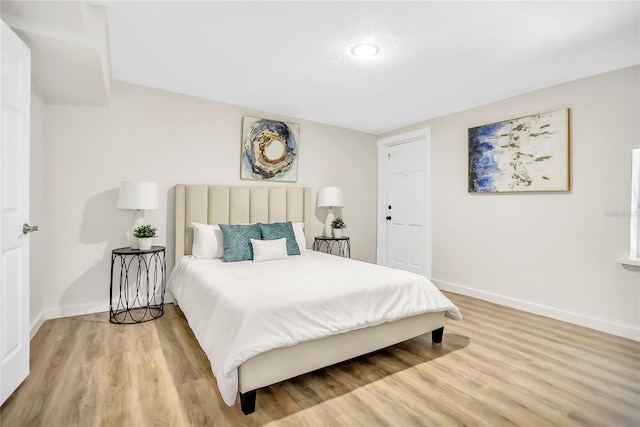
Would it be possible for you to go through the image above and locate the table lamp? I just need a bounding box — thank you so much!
[317,187,344,237]
[117,181,159,249]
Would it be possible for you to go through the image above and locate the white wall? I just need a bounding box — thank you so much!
[29,90,47,335]
[381,66,640,340]
[38,81,377,323]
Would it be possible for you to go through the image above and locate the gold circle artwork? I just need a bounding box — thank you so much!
[241,117,300,182]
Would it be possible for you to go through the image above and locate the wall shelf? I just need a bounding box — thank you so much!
[618,258,640,267]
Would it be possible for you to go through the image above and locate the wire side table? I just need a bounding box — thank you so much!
[109,246,166,324]
[313,236,351,258]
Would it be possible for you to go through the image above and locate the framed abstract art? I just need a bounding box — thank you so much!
[468,108,570,193]
[241,116,300,182]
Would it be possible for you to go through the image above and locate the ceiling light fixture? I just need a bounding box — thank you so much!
[351,43,379,58]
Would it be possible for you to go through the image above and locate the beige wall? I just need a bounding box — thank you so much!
[35,81,377,323]
[381,66,640,340]
[33,68,639,340]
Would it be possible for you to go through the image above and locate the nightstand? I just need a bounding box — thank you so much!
[313,236,351,258]
[109,246,166,324]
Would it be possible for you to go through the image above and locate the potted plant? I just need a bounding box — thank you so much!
[133,224,157,250]
[331,217,346,238]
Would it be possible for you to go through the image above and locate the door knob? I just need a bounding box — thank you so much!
[22,223,39,234]
[386,216,392,221]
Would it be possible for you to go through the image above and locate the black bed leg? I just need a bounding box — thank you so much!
[240,390,256,415]
[432,327,444,344]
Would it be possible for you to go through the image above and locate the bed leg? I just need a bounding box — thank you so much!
[240,390,256,415]
[432,327,444,344]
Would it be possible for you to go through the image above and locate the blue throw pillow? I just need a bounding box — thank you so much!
[258,222,300,256]
[219,224,262,262]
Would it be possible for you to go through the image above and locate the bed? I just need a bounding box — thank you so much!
[169,184,462,415]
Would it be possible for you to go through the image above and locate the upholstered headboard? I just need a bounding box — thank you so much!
[174,184,312,264]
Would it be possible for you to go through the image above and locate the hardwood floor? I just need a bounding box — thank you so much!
[2,293,638,426]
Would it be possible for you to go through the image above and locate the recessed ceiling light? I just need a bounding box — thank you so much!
[351,43,379,58]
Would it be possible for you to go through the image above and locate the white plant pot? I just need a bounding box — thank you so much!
[137,237,153,250]
[332,229,343,238]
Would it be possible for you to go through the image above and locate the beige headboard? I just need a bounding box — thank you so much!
[175,184,312,264]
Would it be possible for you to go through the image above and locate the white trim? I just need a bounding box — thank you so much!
[376,128,432,277]
[433,279,640,341]
[630,149,640,259]
[376,128,431,148]
[44,302,110,321]
[29,294,176,340]
[30,311,45,340]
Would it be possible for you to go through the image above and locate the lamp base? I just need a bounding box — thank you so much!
[324,209,335,237]
[130,210,146,249]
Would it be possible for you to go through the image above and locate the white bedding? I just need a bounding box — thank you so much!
[167,250,462,406]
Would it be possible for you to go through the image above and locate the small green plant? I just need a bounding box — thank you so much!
[331,217,346,229]
[133,224,158,238]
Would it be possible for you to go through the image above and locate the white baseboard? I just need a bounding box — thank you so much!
[30,311,45,339]
[44,301,110,321]
[30,295,176,340]
[432,279,640,342]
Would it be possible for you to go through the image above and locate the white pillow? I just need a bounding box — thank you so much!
[250,238,288,263]
[292,222,307,251]
[192,222,224,259]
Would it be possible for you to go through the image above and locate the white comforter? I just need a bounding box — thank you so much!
[167,250,462,406]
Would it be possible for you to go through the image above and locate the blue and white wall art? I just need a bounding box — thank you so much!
[468,108,570,193]
[241,117,300,182]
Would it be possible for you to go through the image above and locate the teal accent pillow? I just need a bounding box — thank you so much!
[219,224,261,262]
[258,222,300,255]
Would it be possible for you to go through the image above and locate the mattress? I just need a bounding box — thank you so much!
[167,250,462,406]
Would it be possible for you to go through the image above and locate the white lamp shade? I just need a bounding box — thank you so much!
[117,181,159,210]
[317,187,344,208]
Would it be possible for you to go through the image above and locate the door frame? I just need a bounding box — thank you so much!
[376,127,432,277]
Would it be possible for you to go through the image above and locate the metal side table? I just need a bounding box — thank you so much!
[313,236,351,258]
[109,246,166,324]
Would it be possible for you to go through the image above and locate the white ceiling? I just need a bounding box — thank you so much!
[7,1,640,134]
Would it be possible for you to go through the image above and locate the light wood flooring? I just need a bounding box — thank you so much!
[1,292,638,426]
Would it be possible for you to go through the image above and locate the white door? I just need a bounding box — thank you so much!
[377,128,431,278]
[1,21,31,405]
